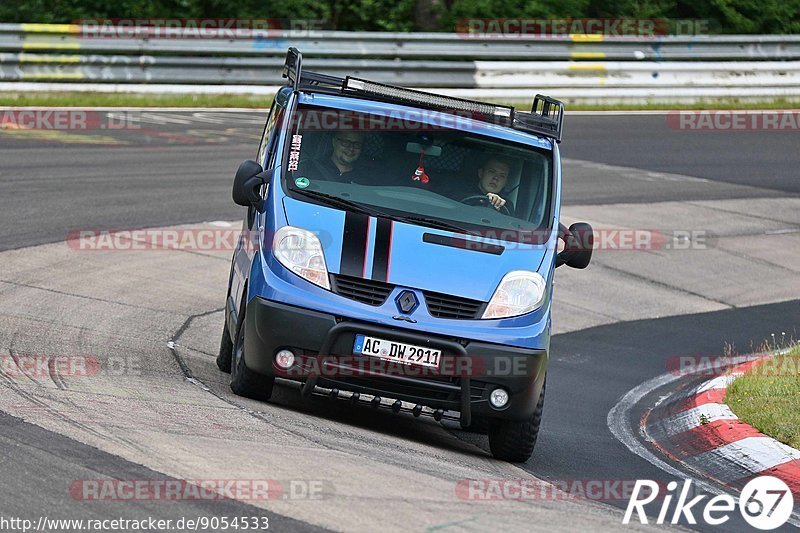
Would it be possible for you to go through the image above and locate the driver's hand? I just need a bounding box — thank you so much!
[486,193,507,210]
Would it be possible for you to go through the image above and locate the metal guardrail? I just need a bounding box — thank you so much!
[2,54,799,89]
[2,24,800,61]
[0,23,799,102]
[0,55,478,86]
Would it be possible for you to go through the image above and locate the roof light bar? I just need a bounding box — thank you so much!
[344,77,514,124]
[279,48,566,142]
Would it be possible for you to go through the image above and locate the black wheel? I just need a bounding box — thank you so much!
[216,318,233,373]
[488,378,545,462]
[230,300,274,401]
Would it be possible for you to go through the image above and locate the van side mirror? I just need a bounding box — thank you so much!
[232,160,267,208]
[556,222,593,269]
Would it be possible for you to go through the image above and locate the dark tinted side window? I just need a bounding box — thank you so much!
[257,103,284,168]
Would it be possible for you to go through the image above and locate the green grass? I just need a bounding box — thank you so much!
[1,91,799,110]
[727,345,800,450]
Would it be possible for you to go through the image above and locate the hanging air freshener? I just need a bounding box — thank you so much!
[411,147,430,184]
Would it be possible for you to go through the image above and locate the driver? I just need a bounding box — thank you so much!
[471,156,514,212]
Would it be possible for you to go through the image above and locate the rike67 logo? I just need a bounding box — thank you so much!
[624,476,794,529]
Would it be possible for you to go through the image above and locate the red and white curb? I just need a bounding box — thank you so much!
[644,357,800,499]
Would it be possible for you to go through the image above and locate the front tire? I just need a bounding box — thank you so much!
[488,378,545,462]
[216,319,233,373]
[230,300,274,401]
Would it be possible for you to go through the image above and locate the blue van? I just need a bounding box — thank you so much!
[217,48,593,462]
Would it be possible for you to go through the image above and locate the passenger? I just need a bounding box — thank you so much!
[303,131,376,184]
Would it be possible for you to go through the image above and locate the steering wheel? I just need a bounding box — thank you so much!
[459,194,511,216]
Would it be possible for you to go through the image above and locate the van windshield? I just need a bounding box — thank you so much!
[283,104,554,242]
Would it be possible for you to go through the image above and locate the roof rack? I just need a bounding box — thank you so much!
[281,47,565,142]
[283,47,344,91]
[514,95,564,142]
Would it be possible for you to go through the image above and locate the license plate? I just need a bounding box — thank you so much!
[353,334,441,368]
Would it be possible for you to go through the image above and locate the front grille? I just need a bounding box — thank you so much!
[318,375,488,405]
[331,274,394,306]
[424,291,484,319]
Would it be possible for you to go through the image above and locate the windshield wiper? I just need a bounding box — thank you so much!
[394,215,474,235]
[291,188,379,217]
[292,189,472,234]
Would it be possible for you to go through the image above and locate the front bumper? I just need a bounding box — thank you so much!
[244,297,547,425]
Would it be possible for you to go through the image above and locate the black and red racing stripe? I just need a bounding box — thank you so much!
[339,211,370,277]
[370,218,393,282]
[339,214,393,282]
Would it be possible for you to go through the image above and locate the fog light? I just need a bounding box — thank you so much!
[275,349,295,369]
[489,388,510,408]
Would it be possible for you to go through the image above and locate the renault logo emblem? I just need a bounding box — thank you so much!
[395,290,418,315]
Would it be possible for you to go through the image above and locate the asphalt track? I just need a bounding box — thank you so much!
[565,113,800,195]
[0,110,798,531]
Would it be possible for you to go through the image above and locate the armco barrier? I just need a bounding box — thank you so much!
[0,23,799,103]
[2,24,800,60]
[2,55,799,90]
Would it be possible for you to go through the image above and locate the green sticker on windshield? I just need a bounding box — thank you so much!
[295,177,310,189]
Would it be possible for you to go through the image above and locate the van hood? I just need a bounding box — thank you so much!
[283,197,549,302]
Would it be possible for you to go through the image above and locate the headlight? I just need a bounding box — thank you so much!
[481,271,546,319]
[272,226,330,290]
